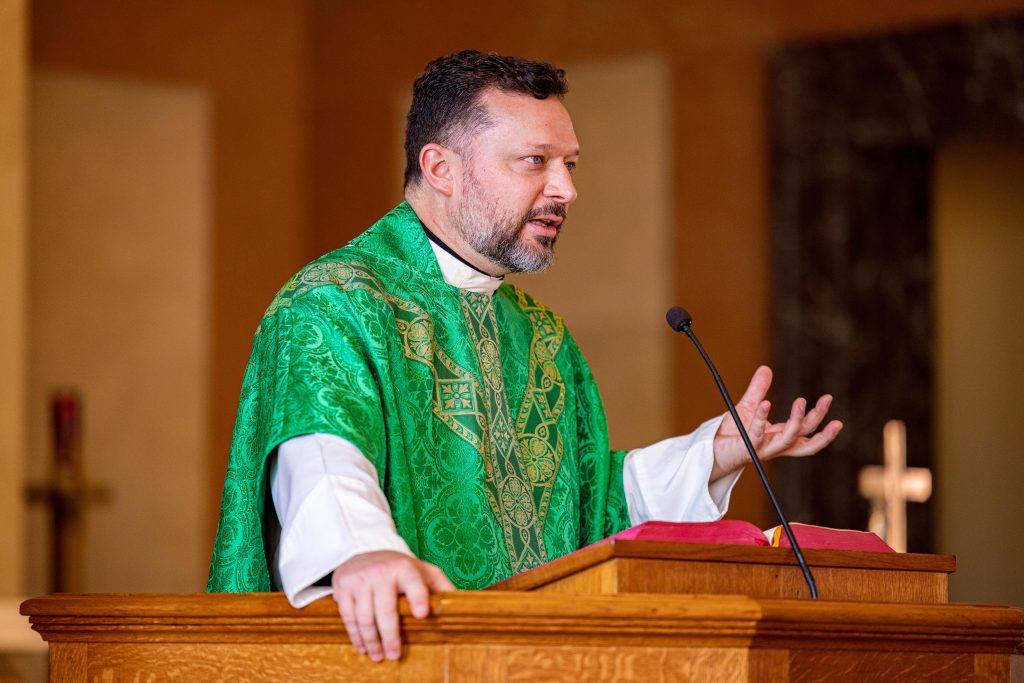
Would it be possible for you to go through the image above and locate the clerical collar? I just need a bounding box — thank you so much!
[421,224,504,296]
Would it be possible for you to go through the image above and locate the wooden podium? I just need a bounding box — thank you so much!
[21,541,1024,681]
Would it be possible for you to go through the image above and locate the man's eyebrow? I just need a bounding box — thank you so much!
[525,143,580,156]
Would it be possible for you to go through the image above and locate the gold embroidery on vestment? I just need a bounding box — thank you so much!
[266,262,488,452]
[265,262,567,576]
[511,287,566,544]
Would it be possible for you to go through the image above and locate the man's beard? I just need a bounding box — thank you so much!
[450,170,567,274]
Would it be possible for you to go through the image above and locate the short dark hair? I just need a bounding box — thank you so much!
[403,50,568,189]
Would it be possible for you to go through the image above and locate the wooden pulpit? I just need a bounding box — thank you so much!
[21,541,1024,681]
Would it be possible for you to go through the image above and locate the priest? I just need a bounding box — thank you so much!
[207,50,842,662]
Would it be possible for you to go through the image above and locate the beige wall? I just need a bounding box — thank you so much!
[934,141,1024,607]
[31,0,312,538]
[0,0,27,597]
[28,72,211,593]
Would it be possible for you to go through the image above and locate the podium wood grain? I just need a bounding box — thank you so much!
[488,540,954,603]
[21,591,1024,682]
[19,543,1024,681]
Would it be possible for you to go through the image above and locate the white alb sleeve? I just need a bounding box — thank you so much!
[622,414,742,525]
[270,433,414,608]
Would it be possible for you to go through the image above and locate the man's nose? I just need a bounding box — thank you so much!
[544,165,578,205]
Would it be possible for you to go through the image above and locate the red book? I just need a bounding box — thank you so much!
[607,520,894,553]
[765,522,894,553]
[610,520,770,546]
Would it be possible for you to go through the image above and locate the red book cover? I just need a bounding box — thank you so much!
[609,520,770,546]
[766,523,894,552]
[601,521,893,552]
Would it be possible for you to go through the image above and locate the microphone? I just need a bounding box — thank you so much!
[666,306,819,600]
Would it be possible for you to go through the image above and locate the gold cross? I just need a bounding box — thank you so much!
[857,420,932,552]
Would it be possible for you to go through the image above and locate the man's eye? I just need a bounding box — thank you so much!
[566,162,577,173]
[525,155,543,164]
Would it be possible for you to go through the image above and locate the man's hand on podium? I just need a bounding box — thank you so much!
[331,550,454,662]
[710,366,844,481]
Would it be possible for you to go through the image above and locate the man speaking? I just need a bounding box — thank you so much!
[207,50,842,662]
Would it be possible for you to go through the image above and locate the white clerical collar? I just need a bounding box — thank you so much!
[424,231,504,296]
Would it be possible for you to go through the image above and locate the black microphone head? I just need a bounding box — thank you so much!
[666,306,693,332]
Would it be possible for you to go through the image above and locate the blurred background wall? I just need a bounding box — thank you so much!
[1,0,28,599]
[934,141,1024,605]
[1,0,1022,610]
[29,70,211,592]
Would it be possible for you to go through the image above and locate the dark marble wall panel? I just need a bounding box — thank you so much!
[771,17,1024,552]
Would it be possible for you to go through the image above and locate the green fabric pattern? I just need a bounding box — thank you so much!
[207,202,631,592]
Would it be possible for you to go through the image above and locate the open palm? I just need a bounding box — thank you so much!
[711,366,843,480]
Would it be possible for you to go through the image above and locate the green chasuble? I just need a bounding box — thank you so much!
[207,202,631,592]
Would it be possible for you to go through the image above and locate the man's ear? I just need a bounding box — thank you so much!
[419,143,458,197]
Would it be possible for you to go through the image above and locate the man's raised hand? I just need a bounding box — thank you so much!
[711,365,843,480]
[331,550,454,662]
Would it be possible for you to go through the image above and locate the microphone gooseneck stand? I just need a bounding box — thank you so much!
[666,306,819,600]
